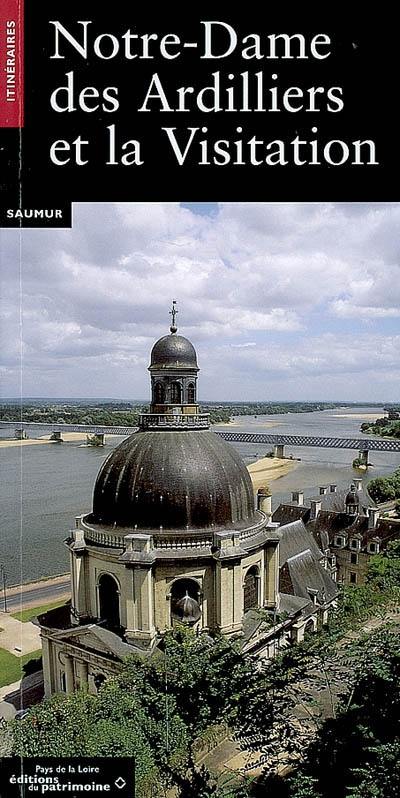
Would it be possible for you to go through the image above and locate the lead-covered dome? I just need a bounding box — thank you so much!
[149,333,198,371]
[92,430,256,530]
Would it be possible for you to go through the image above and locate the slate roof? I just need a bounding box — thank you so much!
[87,625,138,658]
[308,485,375,513]
[286,549,338,605]
[372,518,400,545]
[279,592,312,617]
[308,511,369,549]
[43,620,161,660]
[272,504,311,527]
[309,512,400,550]
[276,519,324,567]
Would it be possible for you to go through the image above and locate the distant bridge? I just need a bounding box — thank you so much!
[217,431,400,453]
[1,421,399,461]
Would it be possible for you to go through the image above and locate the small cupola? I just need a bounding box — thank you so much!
[148,301,200,417]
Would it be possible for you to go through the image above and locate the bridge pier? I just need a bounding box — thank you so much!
[273,444,285,459]
[86,433,105,446]
[50,431,63,443]
[358,449,371,467]
[15,428,28,440]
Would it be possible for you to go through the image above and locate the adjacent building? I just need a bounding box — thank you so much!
[273,481,400,586]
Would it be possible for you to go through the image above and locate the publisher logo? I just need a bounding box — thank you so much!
[0,757,134,797]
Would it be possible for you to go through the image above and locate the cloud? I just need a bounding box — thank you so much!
[0,202,399,399]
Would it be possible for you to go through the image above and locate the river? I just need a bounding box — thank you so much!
[1,406,399,586]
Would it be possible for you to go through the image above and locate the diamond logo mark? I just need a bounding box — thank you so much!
[114,777,126,790]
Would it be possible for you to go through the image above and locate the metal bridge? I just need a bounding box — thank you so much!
[217,431,400,453]
[1,421,400,453]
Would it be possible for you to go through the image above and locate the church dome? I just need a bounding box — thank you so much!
[149,333,198,371]
[92,429,256,531]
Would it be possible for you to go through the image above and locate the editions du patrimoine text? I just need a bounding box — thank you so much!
[46,21,378,169]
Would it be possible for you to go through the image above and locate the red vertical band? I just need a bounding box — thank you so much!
[0,0,24,127]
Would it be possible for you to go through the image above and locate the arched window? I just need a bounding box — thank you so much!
[170,381,182,404]
[243,566,260,612]
[170,578,201,626]
[154,381,165,404]
[98,573,120,631]
[187,382,195,404]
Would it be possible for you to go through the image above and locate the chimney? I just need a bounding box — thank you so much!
[319,486,328,495]
[291,490,304,506]
[257,487,272,518]
[354,478,363,492]
[310,499,322,521]
[368,507,380,530]
[329,484,337,493]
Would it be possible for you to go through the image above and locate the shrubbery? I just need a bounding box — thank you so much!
[368,467,400,503]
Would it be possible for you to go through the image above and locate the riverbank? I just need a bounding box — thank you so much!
[247,456,298,491]
[0,432,92,448]
[329,412,386,421]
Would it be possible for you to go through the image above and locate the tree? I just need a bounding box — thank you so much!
[286,628,400,798]
[287,774,322,798]
[11,629,254,796]
[12,685,163,796]
[347,741,400,798]
[367,468,400,503]
[367,538,400,591]
[119,627,254,735]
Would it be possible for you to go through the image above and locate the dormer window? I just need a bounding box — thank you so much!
[335,536,344,547]
[369,541,380,554]
[351,539,358,549]
[350,538,361,552]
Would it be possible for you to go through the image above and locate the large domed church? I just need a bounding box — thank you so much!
[39,305,281,696]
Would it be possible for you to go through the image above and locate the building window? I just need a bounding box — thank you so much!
[98,573,120,631]
[335,537,343,547]
[350,552,358,565]
[154,381,165,404]
[170,578,201,626]
[369,543,376,553]
[60,672,66,692]
[187,382,195,404]
[350,572,357,584]
[170,381,182,404]
[243,566,260,612]
[351,539,358,549]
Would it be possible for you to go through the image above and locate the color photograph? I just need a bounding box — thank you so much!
[0,202,399,797]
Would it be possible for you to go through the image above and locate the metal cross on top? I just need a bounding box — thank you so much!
[169,300,178,332]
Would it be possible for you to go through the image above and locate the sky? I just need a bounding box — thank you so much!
[0,202,399,402]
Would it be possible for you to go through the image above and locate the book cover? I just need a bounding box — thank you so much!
[0,4,399,797]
